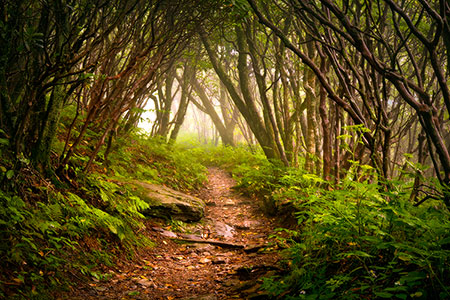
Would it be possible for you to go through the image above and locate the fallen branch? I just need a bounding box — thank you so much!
[243,244,267,253]
[170,237,245,249]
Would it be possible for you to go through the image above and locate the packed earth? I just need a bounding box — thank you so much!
[64,168,281,299]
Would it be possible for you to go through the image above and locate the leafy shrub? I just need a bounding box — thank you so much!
[0,169,158,299]
[232,159,283,197]
[262,174,450,299]
[0,190,77,299]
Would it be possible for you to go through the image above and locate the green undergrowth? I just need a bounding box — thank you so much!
[106,134,207,191]
[176,139,266,171]
[0,183,152,299]
[188,144,450,299]
[0,132,208,299]
[2,137,449,299]
[264,175,450,299]
[177,141,280,194]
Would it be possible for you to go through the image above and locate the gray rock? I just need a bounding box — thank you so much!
[135,278,155,288]
[212,257,227,264]
[160,229,177,238]
[152,227,179,238]
[135,181,205,222]
[224,199,235,206]
[215,222,234,238]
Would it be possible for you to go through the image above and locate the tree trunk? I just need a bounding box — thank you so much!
[169,64,194,143]
[304,41,317,173]
[245,24,289,166]
[32,85,65,172]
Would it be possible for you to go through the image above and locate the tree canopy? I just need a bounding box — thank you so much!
[2,0,449,199]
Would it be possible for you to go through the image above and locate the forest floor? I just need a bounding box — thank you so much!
[63,168,281,299]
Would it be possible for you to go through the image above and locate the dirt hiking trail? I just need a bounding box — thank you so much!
[66,168,281,299]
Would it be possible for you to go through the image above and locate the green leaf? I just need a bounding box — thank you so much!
[6,169,14,179]
[439,237,450,246]
[99,189,109,203]
[397,252,413,262]
[384,286,408,292]
[337,134,352,140]
[128,291,140,296]
[343,250,373,258]
[410,291,423,298]
[375,292,393,298]
[399,271,427,285]
[107,223,117,234]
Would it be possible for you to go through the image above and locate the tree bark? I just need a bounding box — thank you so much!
[169,64,194,143]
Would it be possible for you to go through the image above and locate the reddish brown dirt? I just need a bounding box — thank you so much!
[64,168,280,299]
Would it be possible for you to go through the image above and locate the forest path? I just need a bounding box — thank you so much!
[67,168,280,299]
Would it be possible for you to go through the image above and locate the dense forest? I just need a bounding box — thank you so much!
[1,0,449,299]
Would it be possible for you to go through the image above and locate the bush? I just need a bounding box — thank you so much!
[261,171,450,299]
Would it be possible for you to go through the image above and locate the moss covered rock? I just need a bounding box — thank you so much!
[135,181,205,222]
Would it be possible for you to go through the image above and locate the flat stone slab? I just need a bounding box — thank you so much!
[135,181,205,222]
[215,222,234,238]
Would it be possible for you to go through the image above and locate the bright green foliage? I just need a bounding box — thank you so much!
[63,192,127,242]
[0,179,158,298]
[86,175,150,224]
[249,168,450,299]
[0,133,210,298]
[0,190,77,299]
[107,133,207,191]
[278,192,448,298]
[182,141,265,170]
[201,146,450,299]
[232,157,283,197]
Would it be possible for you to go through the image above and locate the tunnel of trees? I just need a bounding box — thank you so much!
[2,0,449,200]
[1,0,449,299]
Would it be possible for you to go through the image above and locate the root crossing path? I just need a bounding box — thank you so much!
[67,168,280,300]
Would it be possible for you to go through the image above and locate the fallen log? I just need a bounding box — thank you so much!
[170,237,245,249]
